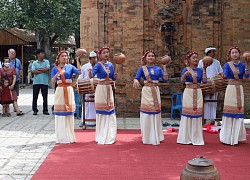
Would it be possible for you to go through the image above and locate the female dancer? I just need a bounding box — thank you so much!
[51,51,81,144]
[219,46,249,145]
[177,51,208,145]
[89,46,118,145]
[133,50,168,145]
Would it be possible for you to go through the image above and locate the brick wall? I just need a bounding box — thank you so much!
[80,0,250,118]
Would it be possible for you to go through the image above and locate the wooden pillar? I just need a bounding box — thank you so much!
[21,45,24,84]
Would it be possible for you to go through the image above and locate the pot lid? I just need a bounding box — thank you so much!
[188,156,214,167]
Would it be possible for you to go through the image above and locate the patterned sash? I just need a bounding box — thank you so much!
[228,62,242,110]
[142,66,160,112]
[56,66,70,112]
[99,62,112,109]
[186,67,198,111]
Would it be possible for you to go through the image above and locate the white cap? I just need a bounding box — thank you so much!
[89,51,97,58]
[205,47,216,54]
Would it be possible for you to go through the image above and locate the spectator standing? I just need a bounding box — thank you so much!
[32,49,50,115]
[8,49,22,96]
[8,49,22,112]
[0,57,23,116]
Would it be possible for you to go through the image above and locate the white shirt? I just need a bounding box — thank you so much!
[78,62,93,79]
[198,58,223,78]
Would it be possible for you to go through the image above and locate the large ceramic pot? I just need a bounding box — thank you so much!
[180,156,220,180]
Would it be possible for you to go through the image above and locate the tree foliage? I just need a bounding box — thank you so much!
[0,0,81,59]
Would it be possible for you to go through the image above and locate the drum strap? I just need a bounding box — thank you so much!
[228,62,242,110]
[186,67,198,111]
[142,66,160,112]
[56,66,70,112]
[99,62,112,109]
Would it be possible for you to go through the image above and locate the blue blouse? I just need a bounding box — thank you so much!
[223,62,250,79]
[92,62,116,80]
[51,64,79,81]
[223,62,249,118]
[181,68,206,84]
[51,64,79,116]
[135,66,168,82]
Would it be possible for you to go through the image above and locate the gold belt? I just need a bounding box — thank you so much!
[144,83,158,87]
[228,79,242,86]
[98,81,110,85]
[58,83,72,87]
[185,84,200,89]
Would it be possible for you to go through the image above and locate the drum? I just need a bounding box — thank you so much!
[200,76,228,95]
[77,78,115,94]
[77,78,98,94]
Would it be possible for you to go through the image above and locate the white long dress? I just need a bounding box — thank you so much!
[140,86,164,145]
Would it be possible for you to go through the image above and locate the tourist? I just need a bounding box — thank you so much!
[32,49,50,115]
[0,57,23,116]
[8,48,22,113]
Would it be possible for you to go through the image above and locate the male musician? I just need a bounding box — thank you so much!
[198,46,223,125]
[79,51,97,127]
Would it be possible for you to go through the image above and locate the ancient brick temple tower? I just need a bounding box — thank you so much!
[80,0,250,117]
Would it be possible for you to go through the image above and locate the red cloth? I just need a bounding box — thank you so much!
[204,123,219,134]
[167,128,176,132]
[0,86,13,104]
[0,67,16,84]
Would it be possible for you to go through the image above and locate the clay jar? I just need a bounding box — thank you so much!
[160,55,171,74]
[113,53,125,64]
[181,156,220,180]
[242,51,250,62]
[76,49,86,58]
[160,55,171,65]
[202,56,213,67]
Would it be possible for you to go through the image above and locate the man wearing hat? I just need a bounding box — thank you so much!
[198,46,223,125]
[32,49,50,115]
[78,51,97,128]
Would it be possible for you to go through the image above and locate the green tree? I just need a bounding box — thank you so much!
[0,0,81,61]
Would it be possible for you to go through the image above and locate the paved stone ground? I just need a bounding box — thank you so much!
[0,87,249,180]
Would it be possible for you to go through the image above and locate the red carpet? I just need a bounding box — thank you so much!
[32,129,250,180]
